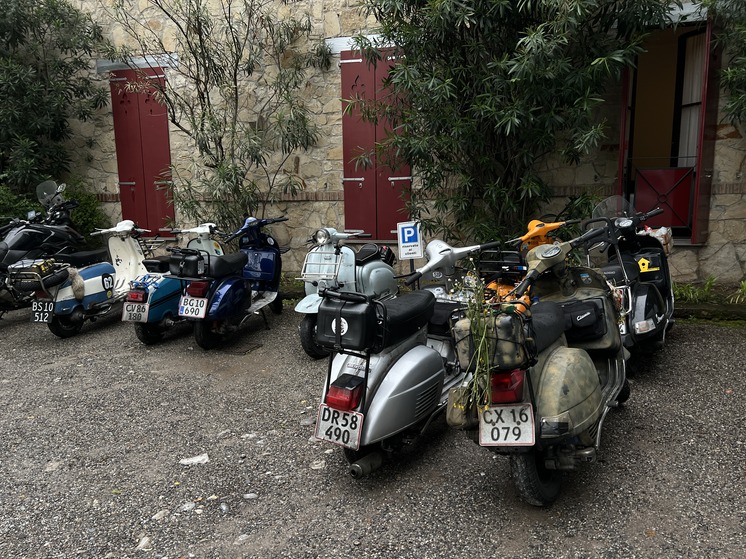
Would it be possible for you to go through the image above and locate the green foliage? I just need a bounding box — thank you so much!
[0,183,37,220]
[351,0,672,243]
[727,280,746,304]
[107,0,332,231]
[61,179,111,243]
[0,0,110,194]
[701,0,746,123]
[673,276,722,304]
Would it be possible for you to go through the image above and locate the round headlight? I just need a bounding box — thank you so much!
[314,229,331,245]
[615,217,634,229]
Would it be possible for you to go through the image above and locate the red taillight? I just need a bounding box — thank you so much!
[126,289,147,303]
[325,374,365,411]
[186,281,210,297]
[490,369,526,404]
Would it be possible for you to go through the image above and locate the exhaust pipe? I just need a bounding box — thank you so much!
[349,452,383,479]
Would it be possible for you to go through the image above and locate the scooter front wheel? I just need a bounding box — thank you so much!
[299,314,330,360]
[48,315,83,338]
[194,320,223,350]
[510,449,562,507]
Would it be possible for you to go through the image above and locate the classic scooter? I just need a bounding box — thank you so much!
[295,227,397,359]
[0,181,98,316]
[446,227,629,506]
[585,196,674,352]
[166,216,287,350]
[312,238,501,478]
[123,223,226,345]
[9,220,153,337]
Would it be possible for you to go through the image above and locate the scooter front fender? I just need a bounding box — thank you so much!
[629,282,666,341]
[207,276,250,320]
[361,345,445,446]
[294,292,321,314]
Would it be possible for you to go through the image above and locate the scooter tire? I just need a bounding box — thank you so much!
[14,268,69,292]
[134,323,164,345]
[299,314,330,360]
[48,315,83,338]
[194,320,223,350]
[270,295,283,315]
[510,450,562,507]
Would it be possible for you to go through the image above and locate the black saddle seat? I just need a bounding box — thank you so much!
[355,243,381,266]
[208,252,248,278]
[379,290,435,349]
[529,301,566,353]
[142,255,171,273]
[55,248,109,268]
[601,256,639,285]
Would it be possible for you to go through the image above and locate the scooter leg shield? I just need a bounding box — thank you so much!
[360,345,445,446]
[535,347,603,439]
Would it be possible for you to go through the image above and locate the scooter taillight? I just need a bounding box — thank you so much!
[490,369,525,404]
[186,281,210,298]
[325,374,365,412]
[126,289,148,303]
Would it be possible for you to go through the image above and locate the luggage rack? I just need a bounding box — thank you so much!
[298,249,343,282]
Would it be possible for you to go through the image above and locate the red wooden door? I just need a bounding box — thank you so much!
[341,51,409,240]
[110,68,174,233]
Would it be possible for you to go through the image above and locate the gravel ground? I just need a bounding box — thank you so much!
[0,305,744,559]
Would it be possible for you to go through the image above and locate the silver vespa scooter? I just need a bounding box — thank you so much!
[312,238,501,477]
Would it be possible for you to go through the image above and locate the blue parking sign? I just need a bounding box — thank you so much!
[397,221,423,259]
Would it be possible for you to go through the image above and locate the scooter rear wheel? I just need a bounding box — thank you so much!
[48,315,83,338]
[194,320,223,350]
[299,314,330,360]
[134,323,164,345]
[510,450,562,507]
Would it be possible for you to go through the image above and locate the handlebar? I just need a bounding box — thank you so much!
[319,288,372,304]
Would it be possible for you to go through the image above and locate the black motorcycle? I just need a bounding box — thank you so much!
[0,181,106,315]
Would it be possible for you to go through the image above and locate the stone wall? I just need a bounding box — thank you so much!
[68,1,746,284]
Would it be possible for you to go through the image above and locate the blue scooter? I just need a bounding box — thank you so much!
[167,216,288,349]
[123,223,226,345]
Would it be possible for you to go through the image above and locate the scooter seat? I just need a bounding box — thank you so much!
[355,243,381,265]
[55,248,109,268]
[208,252,248,278]
[529,301,566,353]
[379,290,435,349]
[143,255,170,273]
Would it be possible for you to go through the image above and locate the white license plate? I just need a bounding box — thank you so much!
[314,404,364,450]
[178,296,208,318]
[31,300,54,323]
[479,403,535,446]
[122,302,149,322]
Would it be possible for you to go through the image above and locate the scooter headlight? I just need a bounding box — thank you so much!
[314,229,331,245]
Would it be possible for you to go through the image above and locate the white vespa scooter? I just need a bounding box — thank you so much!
[295,227,398,359]
[10,220,154,337]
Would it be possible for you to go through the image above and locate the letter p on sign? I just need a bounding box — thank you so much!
[397,221,423,259]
